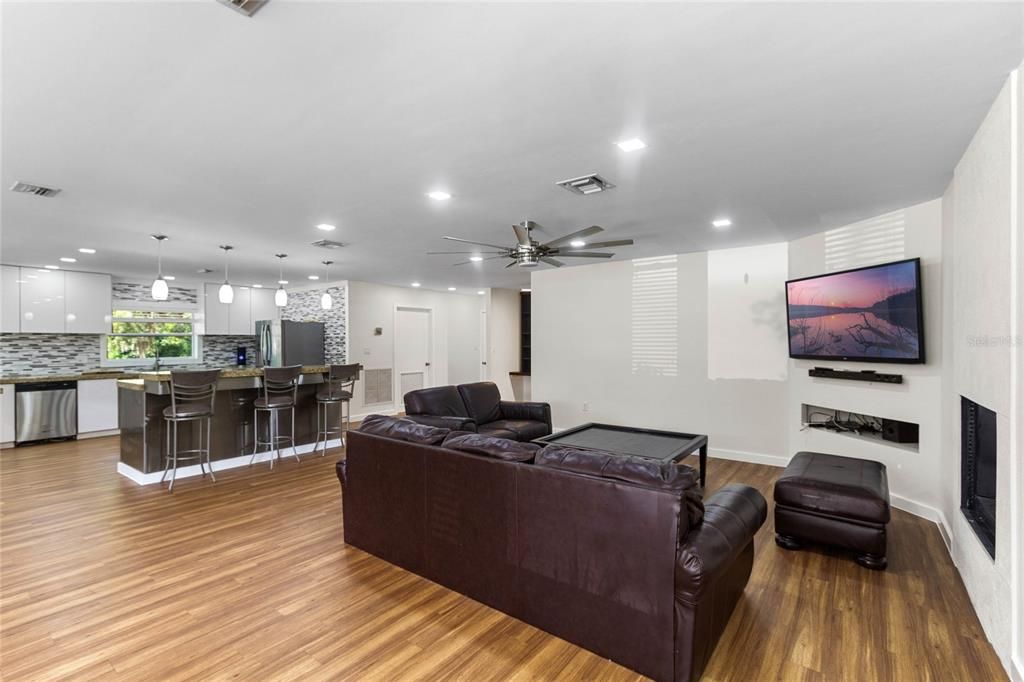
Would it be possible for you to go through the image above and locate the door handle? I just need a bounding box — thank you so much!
[481,361,487,365]
[425,362,431,367]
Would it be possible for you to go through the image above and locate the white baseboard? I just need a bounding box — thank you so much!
[707,447,791,468]
[891,494,952,551]
[116,438,343,486]
[350,407,401,422]
[78,429,120,440]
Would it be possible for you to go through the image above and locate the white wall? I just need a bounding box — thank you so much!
[1015,62,1024,682]
[532,246,790,463]
[786,199,945,520]
[346,280,485,417]
[486,288,520,400]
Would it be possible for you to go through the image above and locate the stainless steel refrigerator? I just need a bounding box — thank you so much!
[256,320,325,367]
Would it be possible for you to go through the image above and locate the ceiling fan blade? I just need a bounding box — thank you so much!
[427,250,506,254]
[453,255,507,266]
[542,225,604,248]
[550,251,614,258]
[540,257,565,268]
[443,236,510,250]
[505,261,517,269]
[512,223,531,247]
[569,238,634,249]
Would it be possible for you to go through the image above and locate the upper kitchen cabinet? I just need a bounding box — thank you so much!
[204,283,231,335]
[19,269,66,333]
[228,287,252,336]
[64,271,112,334]
[1,265,20,333]
[250,288,278,330]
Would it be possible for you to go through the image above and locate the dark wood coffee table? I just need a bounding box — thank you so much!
[534,422,708,488]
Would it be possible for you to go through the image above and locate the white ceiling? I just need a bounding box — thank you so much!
[2,1,1021,291]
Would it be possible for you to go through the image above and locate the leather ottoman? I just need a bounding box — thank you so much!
[773,451,891,570]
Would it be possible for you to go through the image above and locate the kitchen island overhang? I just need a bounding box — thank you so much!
[117,366,341,485]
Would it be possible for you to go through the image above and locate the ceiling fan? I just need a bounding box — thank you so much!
[429,220,635,268]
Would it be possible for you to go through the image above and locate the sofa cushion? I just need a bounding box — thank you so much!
[477,425,518,440]
[774,451,890,524]
[480,419,550,442]
[358,414,449,445]
[442,433,540,462]
[457,382,503,425]
[536,446,698,492]
[403,385,470,418]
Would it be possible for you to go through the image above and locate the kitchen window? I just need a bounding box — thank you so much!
[102,309,200,365]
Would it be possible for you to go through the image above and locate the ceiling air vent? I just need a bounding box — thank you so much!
[311,239,347,250]
[10,181,61,197]
[556,173,615,196]
[217,0,269,17]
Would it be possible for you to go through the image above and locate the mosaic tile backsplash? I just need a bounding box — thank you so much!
[282,284,347,364]
[111,281,199,306]
[0,334,257,377]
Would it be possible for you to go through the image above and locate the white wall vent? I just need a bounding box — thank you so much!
[556,173,615,196]
[363,368,393,405]
[10,182,61,197]
[217,0,270,17]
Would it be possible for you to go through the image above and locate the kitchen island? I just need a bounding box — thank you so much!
[117,366,336,484]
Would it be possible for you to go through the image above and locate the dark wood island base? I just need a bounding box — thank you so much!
[117,367,339,483]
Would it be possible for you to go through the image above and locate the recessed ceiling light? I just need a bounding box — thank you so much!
[712,217,732,228]
[411,282,421,287]
[447,287,457,291]
[78,248,96,254]
[164,275,175,281]
[308,275,319,280]
[26,275,38,279]
[521,288,532,293]
[15,279,27,284]
[59,257,77,263]
[278,279,289,285]
[569,239,586,248]
[427,191,452,201]
[469,256,483,262]
[616,138,647,152]
[36,269,49,274]
[44,265,59,270]
[252,284,263,288]
[316,224,336,232]
[477,290,485,295]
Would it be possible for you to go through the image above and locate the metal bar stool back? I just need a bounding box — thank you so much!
[313,363,361,456]
[161,369,221,491]
[250,364,303,468]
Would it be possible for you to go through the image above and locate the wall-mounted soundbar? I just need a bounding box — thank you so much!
[809,367,903,384]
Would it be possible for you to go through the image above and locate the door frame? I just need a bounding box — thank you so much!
[393,304,435,411]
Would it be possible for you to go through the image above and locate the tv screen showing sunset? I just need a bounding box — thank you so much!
[786,259,923,362]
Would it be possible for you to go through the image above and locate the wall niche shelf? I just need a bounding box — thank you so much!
[800,403,919,453]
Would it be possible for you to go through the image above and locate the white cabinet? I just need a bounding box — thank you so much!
[250,288,278,331]
[1,385,14,445]
[204,283,231,335]
[1,266,20,333]
[19,269,66,333]
[77,379,119,434]
[229,287,252,336]
[64,271,112,334]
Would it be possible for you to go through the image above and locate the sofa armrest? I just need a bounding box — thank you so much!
[499,400,552,428]
[403,414,478,432]
[675,484,767,605]
[336,459,347,487]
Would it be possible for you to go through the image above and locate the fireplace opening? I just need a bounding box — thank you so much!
[960,396,997,559]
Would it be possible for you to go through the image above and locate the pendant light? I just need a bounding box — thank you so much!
[218,245,234,304]
[320,260,334,310]
[274,254,288,307]
[150,234,169,301]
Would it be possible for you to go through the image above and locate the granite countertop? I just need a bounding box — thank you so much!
[0,371,142,385]
[117,365,330,391]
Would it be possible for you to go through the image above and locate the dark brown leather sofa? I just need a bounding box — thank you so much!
[403,381,552,441]
[337,417,767,681]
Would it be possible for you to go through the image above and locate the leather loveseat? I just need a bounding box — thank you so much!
[337,415,767,682]
[402,381,552,441]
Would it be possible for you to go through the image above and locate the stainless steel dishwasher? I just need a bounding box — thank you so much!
[15,381,78,445]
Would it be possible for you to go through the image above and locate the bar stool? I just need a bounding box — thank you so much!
[313,364,361,456]
[160,369,221,492]
[250,365,302,469]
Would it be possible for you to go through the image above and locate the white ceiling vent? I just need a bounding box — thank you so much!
[217,0,269,17]
[311,239,347,250]
[10,181,61,197]
[556,173,615,196]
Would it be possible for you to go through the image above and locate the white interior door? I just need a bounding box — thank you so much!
[479,309,488,381]
[395,307,432,407]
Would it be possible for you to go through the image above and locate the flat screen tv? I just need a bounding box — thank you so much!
[786,258,924,363]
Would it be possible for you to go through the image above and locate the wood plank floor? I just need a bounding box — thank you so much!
[0,436,1006,681]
